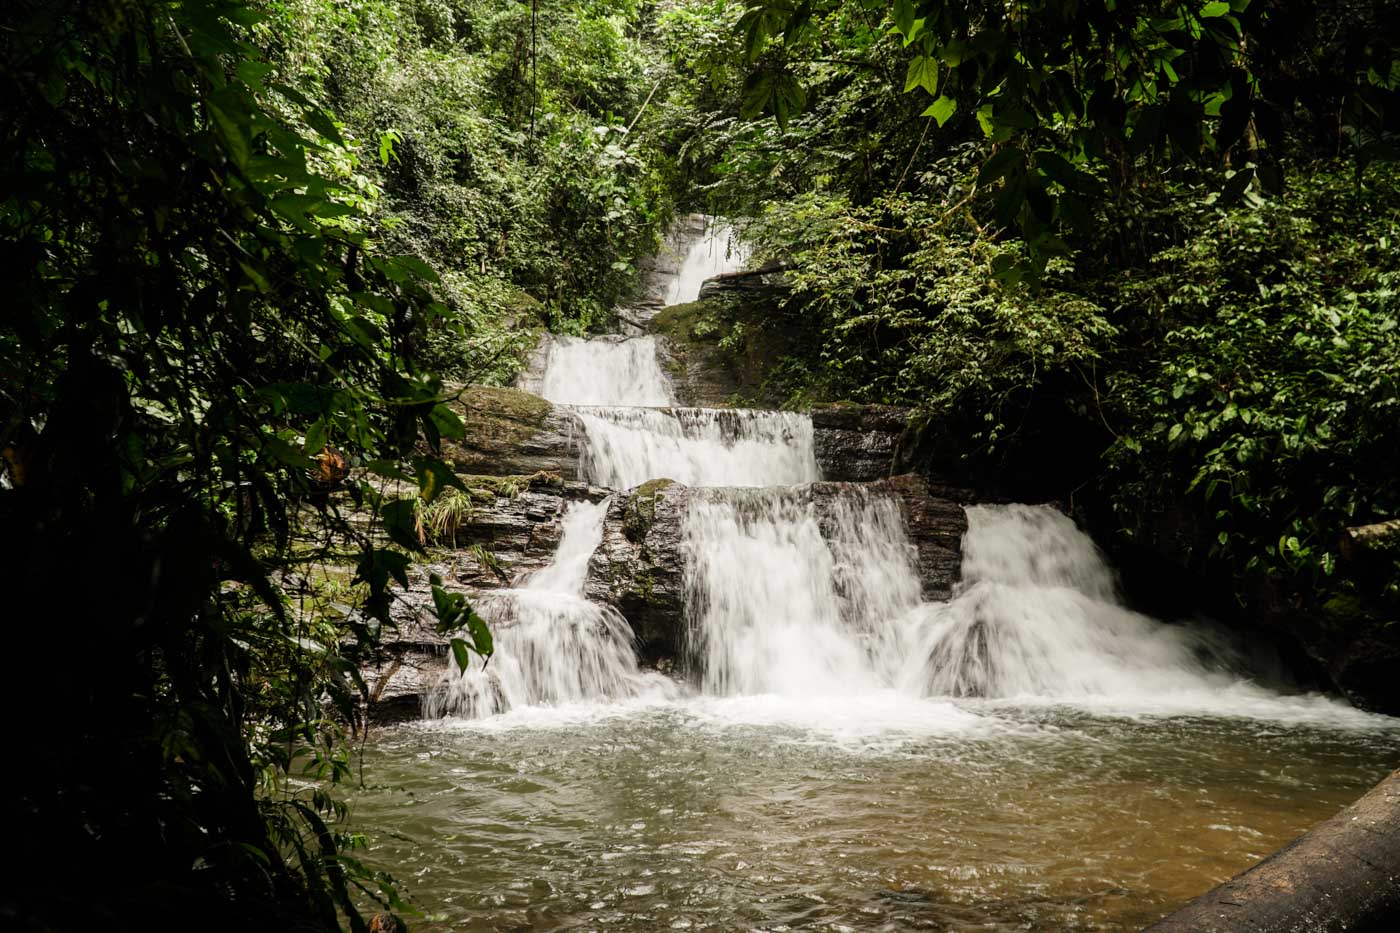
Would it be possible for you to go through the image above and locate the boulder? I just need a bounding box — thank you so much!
[436,385,581,477]
[584,479,690,662]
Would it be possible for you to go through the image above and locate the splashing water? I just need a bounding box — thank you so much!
[683,487,918,697]
[577,407,819,489]
[664,218,750,305]
[425,500,672,719]
[896,505,1340,718]
[539,335,675,407]
[679,495,1373,724]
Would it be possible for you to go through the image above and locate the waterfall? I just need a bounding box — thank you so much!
[428,216,1339,726]
[576,407,819,489]
[680,491,1307,712]
[424,500,665,719]
[899,505,1254,703]
[539,335,674,407]
[683,487,920,696]
[664,218,749,305]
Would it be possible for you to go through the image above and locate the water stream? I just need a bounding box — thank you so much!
[357,218,1400,929]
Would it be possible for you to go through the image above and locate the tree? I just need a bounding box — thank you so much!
[0,0,483,926]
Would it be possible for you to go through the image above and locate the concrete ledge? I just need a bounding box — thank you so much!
[1145,769,1400,932]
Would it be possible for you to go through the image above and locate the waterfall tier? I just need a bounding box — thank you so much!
[576,406,819,489]
[425,500,670,719]
[539,335,675,407]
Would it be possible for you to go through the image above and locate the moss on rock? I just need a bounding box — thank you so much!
[433,385,573,475]
[621,477,676,543]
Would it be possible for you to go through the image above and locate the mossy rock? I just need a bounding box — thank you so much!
[621,478,676,543]
[434,385,574,476]
[457,470,564,502]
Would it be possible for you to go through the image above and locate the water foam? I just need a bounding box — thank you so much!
[425,500,673,719]
[679,494,1376,726]
[683,487,920,696]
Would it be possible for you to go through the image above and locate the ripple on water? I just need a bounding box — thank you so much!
[350,699,1400,931]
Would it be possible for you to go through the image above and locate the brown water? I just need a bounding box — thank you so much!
[349,697,1399,931]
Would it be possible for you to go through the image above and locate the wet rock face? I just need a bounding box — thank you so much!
[810,404,909,482]
[584,479,689,661]
[359,477,610,721]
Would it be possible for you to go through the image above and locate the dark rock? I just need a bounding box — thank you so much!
[584,479,689,662]
[649,298,746,407]
[874,473,970,600]
[1145,768,1400,932]
[359,478,610,722]
[810,403,910,482]
[696,262,789,301]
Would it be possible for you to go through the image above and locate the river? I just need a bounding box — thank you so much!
[351,216,1400,930]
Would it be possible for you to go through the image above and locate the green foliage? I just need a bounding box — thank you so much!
[1102,169,1400,602]
[258,0,684,354]
[0,0,524,926]
[713,0,1400,276]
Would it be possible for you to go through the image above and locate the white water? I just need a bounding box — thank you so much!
[684,488,918,696]
[576,407,819,489]
[425,500,672,719]
[664,219,750,305]
[434,219,1381,732]
[680,495,1375,725]
[539,335,674,407]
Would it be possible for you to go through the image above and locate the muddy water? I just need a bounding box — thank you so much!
[350,701,1398,930]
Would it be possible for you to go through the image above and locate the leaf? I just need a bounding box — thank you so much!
[380,498,423,552]
[302,107,345,147]
[903,56,938,95]
[304,418,328,455]
[427,403,465,441]
[922,96,957,127]
[207,91,251,170]
[413,457,465,504]
[1219,166,1255,205]
[1200,1,1230,17]
[977,147,1024,187]
[449,638,474,674]
[893,0,916,39]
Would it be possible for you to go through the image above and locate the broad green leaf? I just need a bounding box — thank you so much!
[893,0,916,39]
[304,418,328,455]
[922,96,957,127]
[903,56,938,95]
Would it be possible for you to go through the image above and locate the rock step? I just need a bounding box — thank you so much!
[436,384,910,483]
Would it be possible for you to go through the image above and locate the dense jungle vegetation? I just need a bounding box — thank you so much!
[1,0,1396,929]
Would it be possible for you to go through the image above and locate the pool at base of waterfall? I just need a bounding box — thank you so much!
[350,701,1399,931]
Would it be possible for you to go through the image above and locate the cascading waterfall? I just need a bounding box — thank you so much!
[576,407,819,489]
[424,499,666,719]
[681,495,1299,709]
[683,487,920,696]
[539,335,674,407]
[664,219,749,305]
[899,504,1257,704]
[433,215,1336,725]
